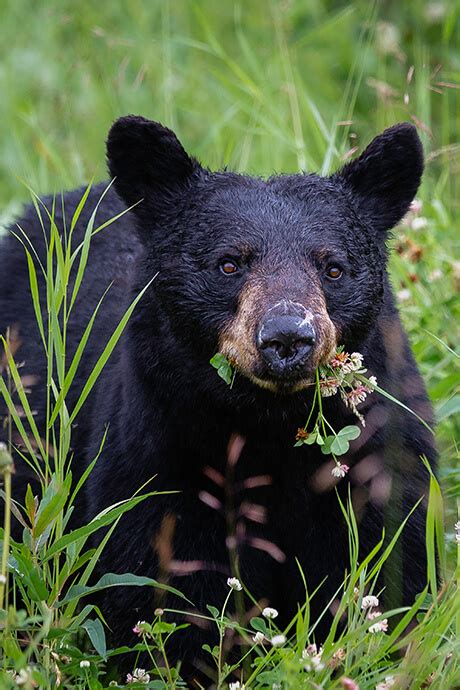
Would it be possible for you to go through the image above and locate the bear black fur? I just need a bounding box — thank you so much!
[0,118,436,677]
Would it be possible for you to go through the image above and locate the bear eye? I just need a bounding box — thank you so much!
[326,266,343,280]
[220,259,239,275]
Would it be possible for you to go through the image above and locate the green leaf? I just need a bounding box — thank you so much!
[82,618,107,659]
[43,492,158,561]
[206,604,220,619]
[33,474,72,538]
[330,434,350,456]
[57,572,192,607]
[315,431,324,446]
[25,484,36,523]
[210,353,234,385]
[250,617,267,635]
[321,435,334,455]
[338,425,361,440]
[23,565,48,602]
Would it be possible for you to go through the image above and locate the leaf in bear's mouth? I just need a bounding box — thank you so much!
[210,352,235,386]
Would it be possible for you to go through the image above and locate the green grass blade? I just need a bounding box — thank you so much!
[67,274,157,426]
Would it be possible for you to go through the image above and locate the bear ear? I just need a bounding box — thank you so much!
[335,123,424,233]
[106,115,198,212]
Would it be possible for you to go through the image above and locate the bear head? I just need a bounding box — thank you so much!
[106,116,423,397]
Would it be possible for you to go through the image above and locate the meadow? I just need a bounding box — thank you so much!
[0,1,459,688]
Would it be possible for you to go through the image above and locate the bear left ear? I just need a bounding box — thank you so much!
[106,115,199,212]
[334,123,424,233]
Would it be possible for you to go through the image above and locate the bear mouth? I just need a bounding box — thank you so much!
[247,366,315,394]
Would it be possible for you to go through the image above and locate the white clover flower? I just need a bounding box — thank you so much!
[397,288,411,303]
[270,634,286,647]
[411,216,428,231]
[349,352,364,371]
[0,574,6,585]
[429,269,442,281]
[262,607,278,619]
[361,595,379,610]
[367,611,388,633]
[229,682,245,690]
[126,668,150,684]
[319,377,340,397]
[331,463,349,479]
[252,631,265,644]
[79,660,90,668]
[14,669,34,686]
[376,676,396,690]
[302,644,324,671]
[227,577,243,591]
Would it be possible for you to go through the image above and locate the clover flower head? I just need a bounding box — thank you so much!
[330,647,346,668]
[302,643,318,658]
[339,678,359,690]
[411,216,427,231]
[126,668,150,684]
[79,660,91,669]
[14,669,33,687]
[271,634,286,647]
[332,463,349,479]
[132,620,149,635]
[262,607,278,619]
[252,631,265,644]
[361,595,379,610]
[227,577,243,591]
[229,682,245,690]
[410,199,423,215]
[319,377,340,397]
[367,611,388,633]
[295,427,309,442]
[302,644,324,671]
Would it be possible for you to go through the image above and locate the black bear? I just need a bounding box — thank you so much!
[0,117,436,674]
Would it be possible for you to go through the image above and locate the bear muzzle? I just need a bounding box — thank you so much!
[257,313,316,378]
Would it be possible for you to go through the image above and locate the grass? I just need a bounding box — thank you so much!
[0,1,459,688]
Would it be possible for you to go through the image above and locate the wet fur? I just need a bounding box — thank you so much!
[0,119,435,679]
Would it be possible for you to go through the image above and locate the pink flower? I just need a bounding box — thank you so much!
[332,463,349,479]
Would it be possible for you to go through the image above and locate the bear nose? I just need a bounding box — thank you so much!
[257,315,316,374]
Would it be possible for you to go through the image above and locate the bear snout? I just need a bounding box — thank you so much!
[257,313,316,376]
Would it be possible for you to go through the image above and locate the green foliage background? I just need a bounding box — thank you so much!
[0,0,458,532]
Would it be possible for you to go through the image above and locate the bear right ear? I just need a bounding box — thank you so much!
[334,123,424,234]
[106,115,199,213]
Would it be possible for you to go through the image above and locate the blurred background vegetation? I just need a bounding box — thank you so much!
[0,0,458,554]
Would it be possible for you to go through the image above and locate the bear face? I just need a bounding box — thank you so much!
[107,116,423,399]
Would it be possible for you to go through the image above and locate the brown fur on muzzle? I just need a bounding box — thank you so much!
[219,273,337,392]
